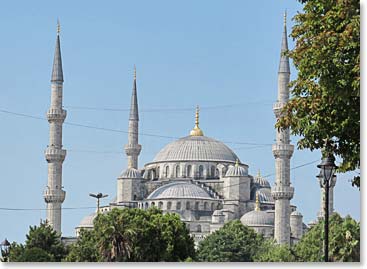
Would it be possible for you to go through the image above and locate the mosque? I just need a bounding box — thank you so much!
[43,14,335,246]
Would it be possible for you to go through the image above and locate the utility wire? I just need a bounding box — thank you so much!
[0,108,272,146]
[0,160,319,212]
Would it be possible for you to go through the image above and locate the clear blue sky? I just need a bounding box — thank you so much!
[0,0,360,243]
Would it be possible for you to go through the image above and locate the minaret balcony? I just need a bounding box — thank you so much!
[124,144,142,156]
[47,108,67,122]
[45,148,66,162]
[43,189,66,203]
[271,185,294,200]
[272,144,294,158]
[273,102,287,117]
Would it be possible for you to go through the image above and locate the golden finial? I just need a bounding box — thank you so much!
[57,19,61,35]
[255,192,260,211]
[235,159,239,167]
[134,64,136,80]
[190,105,204,136]
[257,169,261,177]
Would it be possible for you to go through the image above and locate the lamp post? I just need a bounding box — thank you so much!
[89,193,108,213]
[0,238,10,262]
[317,155,337,262]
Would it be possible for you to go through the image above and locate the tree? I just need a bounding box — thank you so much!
[7,221,68,262]
[294,213,360,262]
[254,240,297,262]
[276,0,360,187]
[64,207,195,262]
[64,229,99,262]
[196,220,264,262]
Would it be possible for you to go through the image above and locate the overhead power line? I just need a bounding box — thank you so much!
[0,108,272,146]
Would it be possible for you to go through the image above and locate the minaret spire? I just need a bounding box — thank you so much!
[272,13,294,245]
[125,65,142,169]
[43,20,67,234]
[190,105,204,136]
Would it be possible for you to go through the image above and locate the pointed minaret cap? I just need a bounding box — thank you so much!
[278,10,290,74]
[129,65,139,121]
[190,106,204,136]
[255,191,261,211]
[51,20,64,82]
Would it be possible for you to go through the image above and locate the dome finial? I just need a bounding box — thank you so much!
[134,64,136,80]
[257,169,261,177]
[284,10,287,26]
[190,105,204,136]
[235,159,239,167]
[255,191,261,211]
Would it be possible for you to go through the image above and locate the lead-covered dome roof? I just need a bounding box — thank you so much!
[147,181,214,200]
[240,210,274,227]
[77,213,97,228]
[151,135,239,163]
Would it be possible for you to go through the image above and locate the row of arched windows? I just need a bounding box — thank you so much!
[153,164,221,179]
[137,200,219,211]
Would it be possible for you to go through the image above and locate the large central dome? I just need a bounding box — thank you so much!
[152,135,239,163]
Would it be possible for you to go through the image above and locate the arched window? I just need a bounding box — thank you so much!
[165,166,170,178]
[133,194,137,201]
[176,202,181,210]
[210,166,216,178]
[186,201,190,210]
[197,225,202,232]
[204,202,208,210]
[145,202,149,209]
[167,201,172,210]
[211,203,215,211]
[175,165,180,178]
[158,201,163,209]
[199,165,204,178]
[151,202,155,207]
[195,201,199,210]
[156,166,160,178]
[187,165,192,178]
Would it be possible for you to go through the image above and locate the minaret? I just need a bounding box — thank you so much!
[124,65,141,169]
[43,20,67,234]
[271,12,295,245]
[317,174,337,219]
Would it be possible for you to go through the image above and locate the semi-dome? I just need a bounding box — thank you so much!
[151,135,239,163]
[77,213,97,228]
[240,210,274,226]
[119,167,141,179]
[253,170,271,188]
[147,181,213,200]
[257,188,274,203]
[225,161,247,177]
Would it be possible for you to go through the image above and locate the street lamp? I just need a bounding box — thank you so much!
[317,155,337,262]
[0,238,10,262]
[89,193,108,213]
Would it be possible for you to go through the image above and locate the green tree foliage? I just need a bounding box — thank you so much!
[64,207,195,262]
[7,221,68,262]
[254,240,297,262]
[63,229,99,262]
[196,220,263,262]
[276,0,360,186]
[295,213,360,262]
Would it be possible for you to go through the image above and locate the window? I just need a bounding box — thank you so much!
[176,202,181,210]
[199,165,204,178]
[145,202,149,209]
[204,202,208,210]
[167,201,172,210]
[211,203,215,211]
[195,202,199,210]
[151,202,155,207]
[215,168,220,177]
[186,201,190,210]
[187,165,192,177]
[158,201,163,209]
[157,166,160,178]
[197,225,202,232]
[165,166,170,178]
[175,165,180,178]
[210,166,216,178]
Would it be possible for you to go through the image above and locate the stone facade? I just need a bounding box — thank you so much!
[44,24,66,234]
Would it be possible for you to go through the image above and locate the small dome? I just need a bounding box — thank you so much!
[119,168,141,179]
[78,213,97,228]
[291,210,303,217]
[225,162,247,177]
[253,171,271,188]
[147,181,213,200]
[240,210,274,226]
[257,188,274,203]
